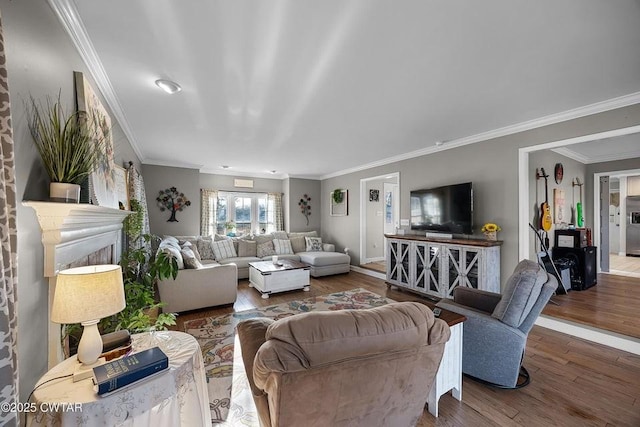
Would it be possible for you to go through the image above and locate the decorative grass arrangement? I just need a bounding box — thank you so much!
[27,94,104,185]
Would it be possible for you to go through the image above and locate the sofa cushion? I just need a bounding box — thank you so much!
[238,239,257,257]
[254,234,274,245]
[181,247,203,269]
[305,236,323,252]
[287,231,318,239]
[299,251,350,267]
[180,241,201,262]
[492,259,547,328]
[273,239,293,255]
[289,236,306,253]
[212,239,237,260]
[219,256,262,270]
[196,236,215,260]
[257,241,276,258]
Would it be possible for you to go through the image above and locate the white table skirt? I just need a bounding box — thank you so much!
[28,331,211,427]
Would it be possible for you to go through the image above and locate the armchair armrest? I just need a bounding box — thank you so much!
[452,287,502,314]
[237,318,275,427]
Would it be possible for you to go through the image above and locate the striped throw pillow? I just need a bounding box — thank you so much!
[211,239,237,260]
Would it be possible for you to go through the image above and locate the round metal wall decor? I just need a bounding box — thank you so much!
[554,163,564,184]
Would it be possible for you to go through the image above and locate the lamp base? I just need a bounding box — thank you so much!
[73,357,106,382]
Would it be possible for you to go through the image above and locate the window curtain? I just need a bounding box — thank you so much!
[201,189,218,236]
[126,162,150,250]
[268,192,284,231]
[0,12,20,426]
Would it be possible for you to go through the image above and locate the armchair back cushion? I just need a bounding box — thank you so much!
[491,259,547,328]
[243,302,450,427]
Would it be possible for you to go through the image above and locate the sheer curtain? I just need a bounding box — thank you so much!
[0,12,20,426]
[268,192,284,231]
[201,189,218,236]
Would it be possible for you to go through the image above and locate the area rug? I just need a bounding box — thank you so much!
[184,288,395,425]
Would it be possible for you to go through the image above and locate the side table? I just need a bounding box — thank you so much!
[28,331,210,426]
[427,309,466,417]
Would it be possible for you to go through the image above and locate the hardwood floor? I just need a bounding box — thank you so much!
[610,253,640,277]
[541,271,640,340]
[172,272,640,426]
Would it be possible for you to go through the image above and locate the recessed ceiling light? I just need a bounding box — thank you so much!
[269,170,277,174]
[221,165,230,169]
[155,79,182,94]
[435,140,444,147]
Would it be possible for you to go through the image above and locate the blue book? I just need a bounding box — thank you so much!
[93,346,169,395]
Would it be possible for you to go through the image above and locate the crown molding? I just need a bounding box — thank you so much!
[322,92,640,180]
[199,167,289,180]
[142,158,203,170]
[550,147,590,164]
[48,0,144,162]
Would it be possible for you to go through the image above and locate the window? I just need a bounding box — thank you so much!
[206,191,279,236]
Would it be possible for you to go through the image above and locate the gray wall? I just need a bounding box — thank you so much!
[287,178,321,232]
[3,0,140,400]
[321,104,640,289]
[143,165,201,236]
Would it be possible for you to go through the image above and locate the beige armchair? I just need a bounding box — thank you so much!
[237,302,450,427]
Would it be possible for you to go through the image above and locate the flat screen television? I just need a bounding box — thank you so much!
[410,182,473,235]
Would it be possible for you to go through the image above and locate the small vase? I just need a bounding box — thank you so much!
[50,182,80,203]
[485,231,497,241]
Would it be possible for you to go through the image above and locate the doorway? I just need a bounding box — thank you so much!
[359,172,400,273]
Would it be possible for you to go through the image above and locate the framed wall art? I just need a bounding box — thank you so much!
[330,189,348,216]
[75,71,118,208]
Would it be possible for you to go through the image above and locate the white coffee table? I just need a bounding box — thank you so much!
[249,260,311,299]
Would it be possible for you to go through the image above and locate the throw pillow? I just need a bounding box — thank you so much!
[197,236,215,260]
[289,236,306,253]
[492,260,547,328]
[257,241,276,258]
[211,239,237,260]
[181,247,203,269]
[238,239,258,257]
[305,236,323,252]
[181,241,201,262]
[273,239,293,255]
[162,235,180,246]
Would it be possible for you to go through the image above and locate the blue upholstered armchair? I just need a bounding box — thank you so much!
[436,259,557,388]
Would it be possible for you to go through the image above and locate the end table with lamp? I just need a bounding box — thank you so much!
[28,265,211,426]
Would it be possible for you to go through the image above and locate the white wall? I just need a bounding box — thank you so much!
[2,0,140,400]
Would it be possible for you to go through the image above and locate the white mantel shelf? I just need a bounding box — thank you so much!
[24,201,131,277]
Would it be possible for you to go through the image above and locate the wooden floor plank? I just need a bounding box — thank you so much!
[170,270,640,426]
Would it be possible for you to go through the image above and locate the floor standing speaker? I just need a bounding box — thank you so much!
[552,246,597,290]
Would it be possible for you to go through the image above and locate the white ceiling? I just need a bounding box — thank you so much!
[52,0,640,179]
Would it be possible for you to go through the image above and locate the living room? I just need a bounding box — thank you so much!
[2,1,640,426]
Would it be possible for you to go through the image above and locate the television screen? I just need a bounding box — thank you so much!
[410,182,473,235]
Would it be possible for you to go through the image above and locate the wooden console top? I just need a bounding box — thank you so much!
[384,234,503,247]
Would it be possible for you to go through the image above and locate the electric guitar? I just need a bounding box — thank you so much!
[575,177,584,227]
[540,168,553,232]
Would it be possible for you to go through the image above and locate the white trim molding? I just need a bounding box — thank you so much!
[48,0,144,162]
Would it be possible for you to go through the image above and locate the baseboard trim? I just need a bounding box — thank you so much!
[536,315,640,355]
[351,265,386,280]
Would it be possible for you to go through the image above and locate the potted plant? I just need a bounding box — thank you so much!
[26,94,105,203]
[115,233,179,333]
[332,189,345,204]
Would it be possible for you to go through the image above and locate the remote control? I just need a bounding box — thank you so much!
[433,308,442,317]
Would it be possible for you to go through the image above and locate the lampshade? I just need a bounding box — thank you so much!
[51,264,125,324]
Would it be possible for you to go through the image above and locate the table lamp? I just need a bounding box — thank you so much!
[51,264,125,381]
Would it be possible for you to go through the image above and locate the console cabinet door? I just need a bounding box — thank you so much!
[387,239,411,287]
[413,242,441,297]
[443,246,482,298]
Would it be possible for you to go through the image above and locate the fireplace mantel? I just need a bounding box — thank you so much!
[24,201,131,277]
[24,201,131,367]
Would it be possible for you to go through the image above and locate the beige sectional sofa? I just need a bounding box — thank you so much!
[156,231,350,312]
